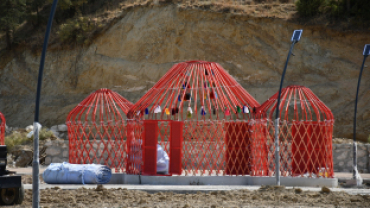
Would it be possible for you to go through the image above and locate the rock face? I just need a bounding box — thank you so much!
[333,144,370,173]
[1,5,370,141]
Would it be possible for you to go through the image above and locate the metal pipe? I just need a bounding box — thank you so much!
[33,1,58,208]
[275,41,296,186]
[353,55,368,180]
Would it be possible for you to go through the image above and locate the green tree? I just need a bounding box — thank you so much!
[48,0,88,22]
[26,0,47,26]
[347,0,351,12]
[58,16,97,44]
[47,0,87,14]
[0,0,26,49]
[295,0,325,17]
[57,0,88,10]
[350,0,370,21]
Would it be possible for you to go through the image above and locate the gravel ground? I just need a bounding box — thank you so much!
[12,185,370,208]
[21,175,44,184]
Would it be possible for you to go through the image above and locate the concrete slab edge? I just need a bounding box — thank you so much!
[108,174,338,188]
[24,184,370,195]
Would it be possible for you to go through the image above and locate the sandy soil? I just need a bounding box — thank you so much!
[13,186,370,208]
[21,175,45,184]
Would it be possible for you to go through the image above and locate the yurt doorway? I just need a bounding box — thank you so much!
[142,120,183,176]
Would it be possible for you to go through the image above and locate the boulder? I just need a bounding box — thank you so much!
[45,156,52,165]
[45,147,61,156]
[9,143,47,167]
[57,124,68,132]
[52,157,65,163]
[14,150,33,167]
[7,155,13,167]
[50,125,59,137]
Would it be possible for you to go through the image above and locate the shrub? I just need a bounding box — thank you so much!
[39,128,57,140]
[296,0,370,21]
[5,128,56,151]
[295,0,325,17]
[350,0,370,21]
[5,131,30,152]
[58,17,100,44]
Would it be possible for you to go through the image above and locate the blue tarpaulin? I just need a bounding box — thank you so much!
[43,162,112,184]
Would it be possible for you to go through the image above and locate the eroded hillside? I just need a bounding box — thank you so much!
[1,4,370,141]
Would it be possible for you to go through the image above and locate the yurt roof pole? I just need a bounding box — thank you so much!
[274,30,303,186]
[353,44,370,185]
[33,1,58,208]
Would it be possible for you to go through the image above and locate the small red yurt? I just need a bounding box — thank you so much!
[0,112,5,145]
[127,60,261,176]
[66,89,133,172]
[255,85,334,178]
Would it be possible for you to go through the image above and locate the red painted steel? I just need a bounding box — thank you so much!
[225,121,251,175]
[142,120,158,175]
[66,89,133,173]
[249,120,269,176]
[0,112,5,145]
[126,119,143,174]
[255,85,334,178]
[129,61,260,176]
[170,121,183,175]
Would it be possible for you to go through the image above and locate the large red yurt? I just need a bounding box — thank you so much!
[0,112,5,145]
[127,60,261,176]
[66,89,133,172]
[255,85,334,178]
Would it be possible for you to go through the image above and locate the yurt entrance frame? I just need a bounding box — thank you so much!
[130,120,183,176]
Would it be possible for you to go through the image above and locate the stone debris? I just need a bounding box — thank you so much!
[50,124,68,140]
[10,145,47,167]
[332,138,366,144]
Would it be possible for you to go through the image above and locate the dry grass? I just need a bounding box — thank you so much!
[4,130,30,152]
[5,128,56,152]
[0,0,297,52]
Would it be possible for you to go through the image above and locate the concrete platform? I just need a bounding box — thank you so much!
[23,184,370,195]
[108,174,338,188]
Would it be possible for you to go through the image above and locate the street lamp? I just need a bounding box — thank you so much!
[33,1,59,208]
[274,29,303,186]
[352,44,370,186]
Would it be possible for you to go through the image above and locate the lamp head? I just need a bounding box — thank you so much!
[291,30,303,43]
[363,44,370,56]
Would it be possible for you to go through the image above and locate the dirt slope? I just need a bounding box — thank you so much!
[1,3,370,141]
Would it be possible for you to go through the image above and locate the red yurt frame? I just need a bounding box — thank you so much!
[127,60,261,176]
[0,112,5,145]
[66,89,133,172]
[254,85,334,178]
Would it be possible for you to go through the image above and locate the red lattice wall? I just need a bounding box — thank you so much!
[67,89,133,172]
[254,85,334,178]
[128,61,260,176]
[0,112,5,145]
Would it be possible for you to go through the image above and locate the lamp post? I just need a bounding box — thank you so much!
[352,44,370,186]
[33,1,58,208]
[274,30,303,185]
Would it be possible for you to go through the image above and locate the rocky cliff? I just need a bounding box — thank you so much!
[1,4,370,141]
